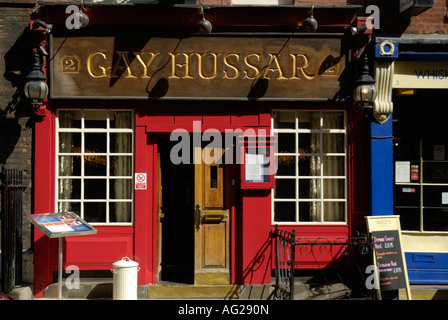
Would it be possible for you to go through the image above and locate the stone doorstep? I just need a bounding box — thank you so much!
[35,276,356,300]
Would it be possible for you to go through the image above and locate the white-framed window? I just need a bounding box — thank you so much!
[56,109,134,224]
[394,139,448,232]
[272,110,347,224]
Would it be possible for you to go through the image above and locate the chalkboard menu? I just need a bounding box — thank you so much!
[366,215,412,300]
[372,229,407,291]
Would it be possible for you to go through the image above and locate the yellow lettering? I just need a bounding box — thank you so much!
[169,53,194,79]
[196,53,220,80]
[87,51,108,78]
[134,52,160,79]
[290,53,315,80]
[243,54,261,80]
[263,54,287,80]
[223,53,241,80]
[110,51,137,78]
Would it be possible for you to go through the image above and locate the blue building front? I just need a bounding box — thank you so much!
[372,35,448,287]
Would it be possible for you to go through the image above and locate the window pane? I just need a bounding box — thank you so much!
[395,208,420,231]
[394,139,419,161]
[84,156,107,176]
[423,186,448,208]
[299,178,321,198]
[275,179,295,199]
[297,111,320,129]
[277,155,295,176]
[322,112,344,129]
[274,202,296,222]
[299,201,321,222]
[85,133,107,153]
[84,179,106,199]
[299,156,320,176]
[58,202,80,215]
[273,111,295,129]
[110,202,132,222]
[58,179,81,199]
[110,133,132,153]
[59,156,81,176]
[110,179,132,199]
[423,162,448,183]
[110,156,133,176]
[323,179,345,199]
[423,208,448,232]
[111,111,132,129]
[277,133,295,153]
[323,156,345,176]
[323,133,345,153]
[422,141,448,161]
[323,202,344,222]
[59,110,81,128]
[394,185,420,207]
[84,110,107,128]
[84,202,106,223]
[59,133,81,153]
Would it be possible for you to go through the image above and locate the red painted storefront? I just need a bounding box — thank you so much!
[31,3,368,297]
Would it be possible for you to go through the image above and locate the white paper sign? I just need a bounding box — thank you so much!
[395,161,410,183]
[442,193,448,205]
[245,153,264,182]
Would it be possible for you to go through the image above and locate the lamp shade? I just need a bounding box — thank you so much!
[354,55,376,107]
[24,51,49,104]
[354,82,376,106]
[24,79,49,103]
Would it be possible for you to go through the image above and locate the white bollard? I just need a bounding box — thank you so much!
[111,257,140,300]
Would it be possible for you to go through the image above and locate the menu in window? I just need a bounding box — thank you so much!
[27,212,97,238]
[395,161,410,183]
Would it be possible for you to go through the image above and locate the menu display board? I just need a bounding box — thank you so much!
[27,212,97,238]
[371,229,407,291]
[366,215,412,300]
[238,135,277,189]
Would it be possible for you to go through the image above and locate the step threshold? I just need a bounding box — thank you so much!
[147,284,242,299]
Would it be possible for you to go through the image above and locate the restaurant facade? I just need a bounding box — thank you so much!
[30,2,374,298]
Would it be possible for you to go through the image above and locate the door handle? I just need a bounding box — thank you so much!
[202,213,229,221]
[195,204,228,230]
[195,203,202,231]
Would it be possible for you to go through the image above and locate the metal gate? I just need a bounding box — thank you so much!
[1,168,26,293]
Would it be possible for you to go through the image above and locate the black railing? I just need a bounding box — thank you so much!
[1,168,26,293]
[273,225,373,300]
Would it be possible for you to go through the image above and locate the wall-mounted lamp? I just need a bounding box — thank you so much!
[75,10,89,29]
[302,5,318,32]
[24,51,49,110]
[77,0,90,29]
[33,19,53,33]
[351,24,368,36]
[354,54,376,112]
[198,6,212,35]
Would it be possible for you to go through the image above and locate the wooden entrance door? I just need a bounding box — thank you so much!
[194,146,230,285]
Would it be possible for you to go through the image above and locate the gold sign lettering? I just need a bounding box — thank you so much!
[83,51,330,81]
[169,52,194,79]
[53,36,345,99]
[87,51,108,78]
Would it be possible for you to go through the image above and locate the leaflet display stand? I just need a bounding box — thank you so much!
[27,212,97,300]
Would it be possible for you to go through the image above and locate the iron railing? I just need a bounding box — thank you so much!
[273,225,373,300]
[1,168,26,293]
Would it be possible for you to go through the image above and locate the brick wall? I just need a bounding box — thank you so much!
[0,3,35,259]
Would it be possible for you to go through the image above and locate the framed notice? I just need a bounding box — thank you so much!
[238,135,277,189]
[365,215,412,300]
[27,212,97,238]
